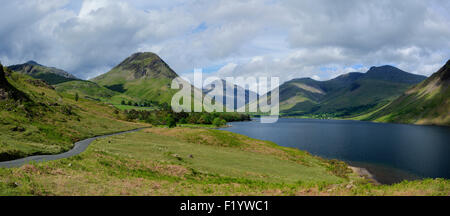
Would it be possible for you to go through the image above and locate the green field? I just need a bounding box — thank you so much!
[0,127,448,196]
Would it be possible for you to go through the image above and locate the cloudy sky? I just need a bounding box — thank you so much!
[0,0,449,85]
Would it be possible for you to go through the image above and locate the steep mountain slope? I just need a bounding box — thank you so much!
[364,60,450,125]
[279,66,427,117]
[278,77,329,112]
[92,52,211,111]
[0,64,141,161]
[91,52,179,104]
[8,61,78,85]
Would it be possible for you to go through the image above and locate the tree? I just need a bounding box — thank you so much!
[166,114,176,128]
[212,117,227,127]
[179,118,187,124]
[121,100,126,105]
[75,93,79,101]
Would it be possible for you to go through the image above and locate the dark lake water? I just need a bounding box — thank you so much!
[221,118,450,184]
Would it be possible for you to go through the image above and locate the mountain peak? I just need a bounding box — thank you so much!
[8,62,78,85]
[113,52,178,80]
[128,52,159,60]
[291,77,316,82]
[436,59,450,82]
[365,65,426,84]
[25,60,41,66]
[368,65,400,72]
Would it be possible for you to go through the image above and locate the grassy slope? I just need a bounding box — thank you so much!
[91,52,178,105]
[364,86,450,125]
[316,79,411,116]
[364,61,450,125]
[91,53,210,111]
[54,80,118,100]
[279,68,425,117]
[0,70,145,161]
[0,127,447,196]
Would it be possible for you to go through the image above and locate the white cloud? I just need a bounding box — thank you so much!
[312,75,321,81]
[0,0,448,82]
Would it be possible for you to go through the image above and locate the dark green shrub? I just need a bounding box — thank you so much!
[213,117,226,127]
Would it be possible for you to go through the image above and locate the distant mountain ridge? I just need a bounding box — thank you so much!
[8,61,78,85]
[365,65,426,84]
[277,65,427,117]
[203,79,258,110]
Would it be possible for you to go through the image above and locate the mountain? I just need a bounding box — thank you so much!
[91,52,179,104]
[8,61,78,85]
[364,65,426,84]
[203,79,258,110]
[364,60,450,125]
[278,65,427,117]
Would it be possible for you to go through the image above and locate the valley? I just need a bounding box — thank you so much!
[1,52,449,196]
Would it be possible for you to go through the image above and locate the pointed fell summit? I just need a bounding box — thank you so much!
[119,52,177,80]
[25,60,41,66]
[8,61,78,85]
[93,52,178,83]
[91,52,181,104]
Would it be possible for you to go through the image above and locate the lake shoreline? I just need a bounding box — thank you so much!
[224,121,383,184]
[349,166,381,185]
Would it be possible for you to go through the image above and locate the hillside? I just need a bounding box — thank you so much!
[364,60,450,125]
[91,52,179,104]
[7,61,119,102]
[8,61,78,85]
[54,80,118,101]
[278,66,427,117]
[0,64,143,161]
[1,65,28,101]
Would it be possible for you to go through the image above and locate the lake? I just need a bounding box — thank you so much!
[220,118,450,184]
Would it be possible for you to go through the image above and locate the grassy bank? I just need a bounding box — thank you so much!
[0,127,447,196]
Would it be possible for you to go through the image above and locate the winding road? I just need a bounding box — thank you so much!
[0,128,145,168]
